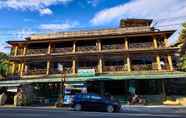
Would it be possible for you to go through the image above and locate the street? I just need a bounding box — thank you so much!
[0,107,186,118]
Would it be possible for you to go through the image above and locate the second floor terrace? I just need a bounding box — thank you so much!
[9,32,175,57]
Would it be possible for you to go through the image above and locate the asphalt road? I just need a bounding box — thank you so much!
[0,107,186,118]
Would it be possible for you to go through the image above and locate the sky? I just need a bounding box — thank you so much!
[0,0,186,53]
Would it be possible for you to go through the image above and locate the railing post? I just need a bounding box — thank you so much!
[167,55,173,71]
[156,55,162,71]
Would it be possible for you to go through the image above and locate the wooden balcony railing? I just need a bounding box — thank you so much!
[26,49,48,55]
[52,47,73,53]
[131,64,156,71]
[78,66,98,72]
[129,42,153,49]
[77,46,97,52]
[24,69,47,75]
[50,67,72,74]
[102,44,123,50]
[103,65,127,72]
[17,49,22,56]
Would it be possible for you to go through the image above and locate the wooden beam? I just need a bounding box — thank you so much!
[48,42,51,54]
[98,57,103,73]
[127,55,131,72]
[20,63,25,77]
[125,38,128,49]
[73,41,76,53]
[14,46,18,56]
[164,33,168,47]
[156,55,161,71]
[72,59,76,74]
[97,40,101,51]
[153,36,158,48]
[167,55,173,71]
[46,60,50,75]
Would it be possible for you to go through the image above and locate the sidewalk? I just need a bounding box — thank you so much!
[122,105,186,114]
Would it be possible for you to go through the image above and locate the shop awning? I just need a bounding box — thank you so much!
[0,71,186,85]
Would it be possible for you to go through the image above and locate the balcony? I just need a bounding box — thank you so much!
[77,46,97,52]
[78,66,98,73]
[17,49,22,56]
[131,64,157,71]
[129,42,153,49]
[50,67,72,74]
[102,44,123,50]
[24,69,47,75]
[52,47,73,53]
[103,65,127,72]
[26,49,47,55]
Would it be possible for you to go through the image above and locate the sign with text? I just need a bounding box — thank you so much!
[78,69,95,77]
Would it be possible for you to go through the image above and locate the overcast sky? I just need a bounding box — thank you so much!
[0,0,186,53]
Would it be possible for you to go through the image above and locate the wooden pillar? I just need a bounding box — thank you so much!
[20,46,27,76]
[125,38,128,49]
[167,55,173,71]
[20,63,25,77]
[97,40,101,51]
[156,55,161,71]
[164,33,168,47]
[72,59,76,74]
[127,55,131,72]
[73,41,76,53]
[46,42,52,75]
[153,36,158,48]
[46,60,50,75]
[11,63,15,74]
[48,42,51,54]
[14,46,18,56]
[98,57,103,73]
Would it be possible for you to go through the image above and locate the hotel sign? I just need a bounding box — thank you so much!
[78,69,95,77]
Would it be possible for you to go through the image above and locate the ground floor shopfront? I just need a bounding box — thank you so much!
[1,72,186,105]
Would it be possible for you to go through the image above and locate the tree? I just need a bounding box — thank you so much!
[0,52,10,78]
[178,22,186,71]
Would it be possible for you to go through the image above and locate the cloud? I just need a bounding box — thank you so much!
[39,8,53,15]
[39,21,79,31]
[90,0,186,44]
[90,0,186,26]
[0,0,72,15]
[88,0,100,7]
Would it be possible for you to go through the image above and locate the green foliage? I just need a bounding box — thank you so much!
[178,22,186,43]
[178,22,186,71]
[0,52,10,77]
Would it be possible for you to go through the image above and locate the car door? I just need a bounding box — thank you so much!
[89,95,105,111]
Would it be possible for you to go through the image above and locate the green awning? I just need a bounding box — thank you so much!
[0,71,186,85]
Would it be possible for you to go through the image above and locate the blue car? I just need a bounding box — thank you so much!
[72,93,121,112]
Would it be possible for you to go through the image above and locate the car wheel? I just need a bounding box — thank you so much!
[74,104,82,111]
[106,105,114,113]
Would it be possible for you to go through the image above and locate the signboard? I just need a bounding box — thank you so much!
[78,69,95,77]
